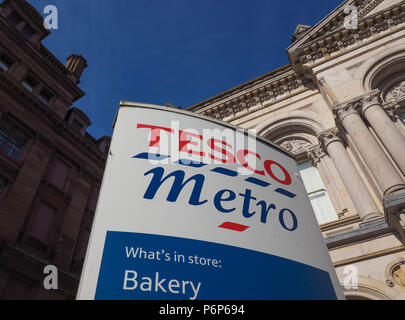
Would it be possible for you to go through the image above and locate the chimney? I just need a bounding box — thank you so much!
[65,54,87,84]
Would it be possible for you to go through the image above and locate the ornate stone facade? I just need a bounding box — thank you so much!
[189,0,405,300]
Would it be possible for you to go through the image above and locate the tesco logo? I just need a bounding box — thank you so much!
[133,123,298,233]
[136,123,292,186]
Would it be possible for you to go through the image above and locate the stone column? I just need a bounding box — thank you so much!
[53,172,92,270]
[308,145,349,218]
[318,128,380,221]
[335,102,405,198]
[0,137,52,243]
[361,91,405,176]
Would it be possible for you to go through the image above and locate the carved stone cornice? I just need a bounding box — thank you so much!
[288,1,405,73]
[307,145,327,166]
[318,127,345,149]
[191,71,309,121]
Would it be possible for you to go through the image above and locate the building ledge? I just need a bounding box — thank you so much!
[324,218,394,249]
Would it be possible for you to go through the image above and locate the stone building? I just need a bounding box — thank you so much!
[0,0,109,299]
[189,0,405,299]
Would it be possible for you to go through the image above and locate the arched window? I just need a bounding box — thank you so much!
[298,160,338,225]
[260,118,340,225]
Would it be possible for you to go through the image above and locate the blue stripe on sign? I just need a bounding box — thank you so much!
[274,188,296,198]
[132,153,170,161]
[211,167,239,177]
[176,159,207,168]
[95,231,338,300]
[245,177,271,187]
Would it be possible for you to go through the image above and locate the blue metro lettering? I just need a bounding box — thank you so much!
[239,189,256,219]
[213,189,236,213]
[143,167,208,205]
[257,201,276,224]
[142,166,298,230]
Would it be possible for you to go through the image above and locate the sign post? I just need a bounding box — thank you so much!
[76,102,344,300]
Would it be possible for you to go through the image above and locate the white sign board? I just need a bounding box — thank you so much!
[77,102,344,300]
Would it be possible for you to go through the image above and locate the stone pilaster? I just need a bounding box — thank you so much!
[360,91,405,176]
[383,101,405,138]
[334,101,405,198]
[0,138,52,244]
[318,128,380,221]
[53,172,92,270]
[308,145,350,218]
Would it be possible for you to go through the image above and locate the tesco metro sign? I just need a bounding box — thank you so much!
[77,102,344,300]
[135,122,298,233]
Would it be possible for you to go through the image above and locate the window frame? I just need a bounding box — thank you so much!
[297,159,339,225]
[21,73,39,93]
[0,118,30,161]
[38,87,54,105]
[0,52,14,72]
[47,156,72,192]
[6,10,23,27]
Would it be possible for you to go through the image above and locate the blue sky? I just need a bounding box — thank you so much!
[31,0,343,138]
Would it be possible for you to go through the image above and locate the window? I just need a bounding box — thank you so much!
[22,74,38,92]
[49,159,70,190]
[30,201,57,244]
[298,161,338,225]
[38,88,53,105]
[401,113,405,125]
[0,53,14,71]
[6,11,23,27]
[0,119,28,160]
[20,23,35,39]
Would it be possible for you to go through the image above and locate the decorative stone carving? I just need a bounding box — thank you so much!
[191,73,307,121]
[362,90,381,106]
[382,101,401,121]
[296,0,404,68]
[318,128,344,148]
[334,101,362,121]
[307,145,327,166]
[280,139,312,155]
[385,257,405,288]
[385,80,405,102]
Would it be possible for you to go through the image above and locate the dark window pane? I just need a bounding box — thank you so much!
[22,74,38,92]
[401,113,405,125]
[21,24,35,39]
[6,11,23,27]
[0,119,27,160]
[0,53,14,71]
[49,159,70,190]
[38,88,53,104]
[30,202,56,243]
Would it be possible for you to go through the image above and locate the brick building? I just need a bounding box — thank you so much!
[0,0,109,299]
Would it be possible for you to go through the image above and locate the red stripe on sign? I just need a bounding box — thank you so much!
[218,222,250,232]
